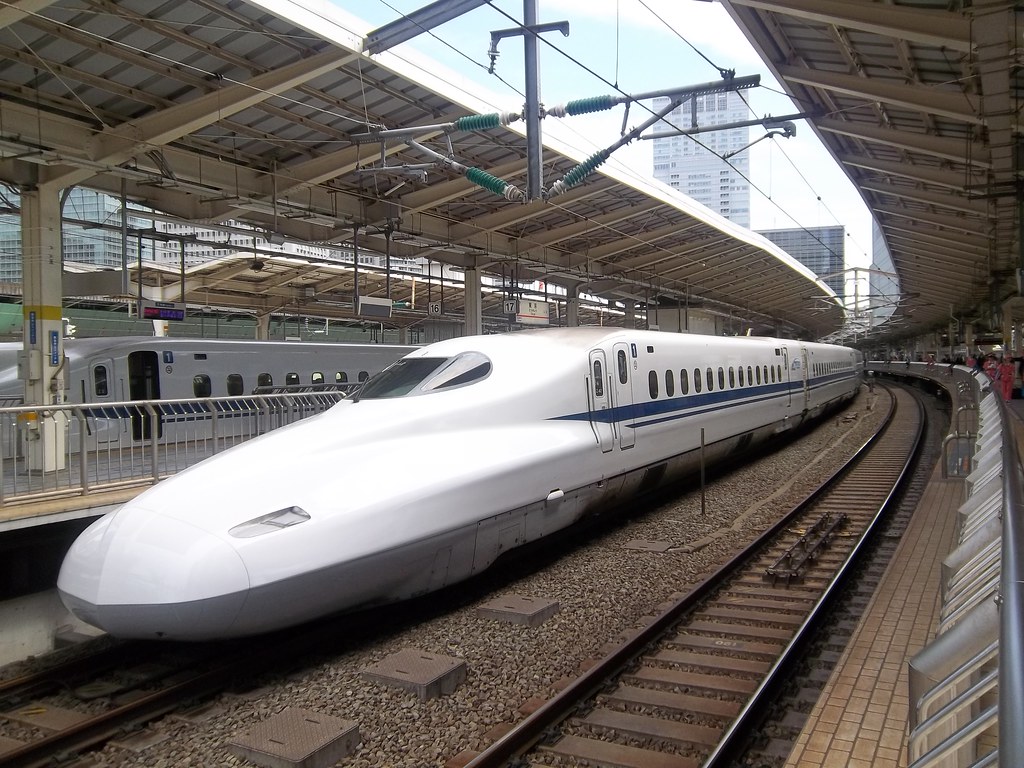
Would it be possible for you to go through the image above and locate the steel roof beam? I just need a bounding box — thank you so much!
[872,204,991,238]
[45,48,359,189]
[840,155,984,192]
[0,0,58,31]
[860,182,989,216]
[365,0,491,53]
[725,0,971,52]
[777,66,982,125]
[815,120,989,168]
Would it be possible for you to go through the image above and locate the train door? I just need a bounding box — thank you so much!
[779,345,792,406]
[587,349,614,453]
[799,347,810,408]
[611,342,635,449]
[127,351,162,441]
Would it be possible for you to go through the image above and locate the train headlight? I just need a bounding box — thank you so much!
[229,506,310,538]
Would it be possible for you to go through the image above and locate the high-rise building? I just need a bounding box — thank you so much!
[651,89,751,227]
[757,225,846,301]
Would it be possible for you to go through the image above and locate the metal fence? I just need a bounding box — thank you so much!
[0,390,346,508]
[891,367,1024,768]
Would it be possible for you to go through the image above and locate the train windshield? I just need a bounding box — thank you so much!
[355,352,491,399]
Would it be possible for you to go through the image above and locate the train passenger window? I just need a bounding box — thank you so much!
[285,373,299,386]
[617,350,629,384]
[593,361,604,397]
[718,367,725,390]
[336,372,348,383]
[258,373,273,387]
[311,372,324,384]
[665,369,674,397]
[777,364,782,382]
[770,366,776,383]
[747,365,753,385]
[193,374,212,398]
[93,365,109,397]
[680,369,689,394]
[358,371,369,382]
[763,365,769,384]
[648,370,659,399]
[693,368,702,393]
[706,367,714,391]
[756,366,761,385]
[226,373,243,396]
[728,367,735,388]
[738,367,745,387]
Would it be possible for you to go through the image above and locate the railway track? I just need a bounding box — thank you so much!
[0,384,920,767]
[465,383,924,768]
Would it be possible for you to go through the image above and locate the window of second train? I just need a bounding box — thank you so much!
[226,373,243,396]
[311,372,324,384]
[93,365,109,397]
[665,369,674,397]
[257,373,272,387]
[648,370,659,399]
[617,350,628,384]
[336,372,348,384]
[706,367,714,391]
[285,372,299,386]
[680,369,689,394]
[193,374,212,398]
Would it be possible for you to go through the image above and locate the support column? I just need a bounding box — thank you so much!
[20,185,66,470]
[566,284,580,327]
[255,314,271,340]
[463,263,482,336]
[624,300,635,329]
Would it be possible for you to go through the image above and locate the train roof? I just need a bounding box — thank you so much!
[59,337,415,357]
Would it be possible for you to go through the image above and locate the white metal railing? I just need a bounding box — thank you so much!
[898,370,1018,768]
[0,389,346,509]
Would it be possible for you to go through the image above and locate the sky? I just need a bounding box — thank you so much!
[332,0,875,275]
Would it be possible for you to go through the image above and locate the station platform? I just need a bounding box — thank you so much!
[785,372,1012,768]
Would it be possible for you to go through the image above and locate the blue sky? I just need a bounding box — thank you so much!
[334,0,874,276]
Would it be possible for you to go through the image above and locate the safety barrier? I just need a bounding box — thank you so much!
[901,369,1024,767]
[0,390,346,508]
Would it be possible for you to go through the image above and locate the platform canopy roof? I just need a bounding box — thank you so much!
[724,0,1023,345]
[0,0,845,339]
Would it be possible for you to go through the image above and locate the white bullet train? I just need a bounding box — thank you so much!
[57,328,862,640]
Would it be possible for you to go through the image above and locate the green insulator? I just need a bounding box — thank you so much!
[466,166,508,196]
[455,113,502,131]
[563,150,609,187]
[565,95,615,116]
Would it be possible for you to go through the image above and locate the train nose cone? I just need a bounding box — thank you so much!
[57,507,251,640]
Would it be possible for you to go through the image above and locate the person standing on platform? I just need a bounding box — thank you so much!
[998,356,1016,402]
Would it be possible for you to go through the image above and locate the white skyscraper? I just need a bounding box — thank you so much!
[651,89,751,227]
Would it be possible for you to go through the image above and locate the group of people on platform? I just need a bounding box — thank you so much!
[966,353,1018,403]
[891,352,1022,403]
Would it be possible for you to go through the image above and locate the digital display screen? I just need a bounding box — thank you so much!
[141,302,186,321]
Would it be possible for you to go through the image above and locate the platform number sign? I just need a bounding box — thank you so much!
[503,299,517,315]
[428,301,442,317]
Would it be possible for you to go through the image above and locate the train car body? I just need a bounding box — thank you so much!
[0,337,415,403]
[58,328,862,640]
[0,337,414,451]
